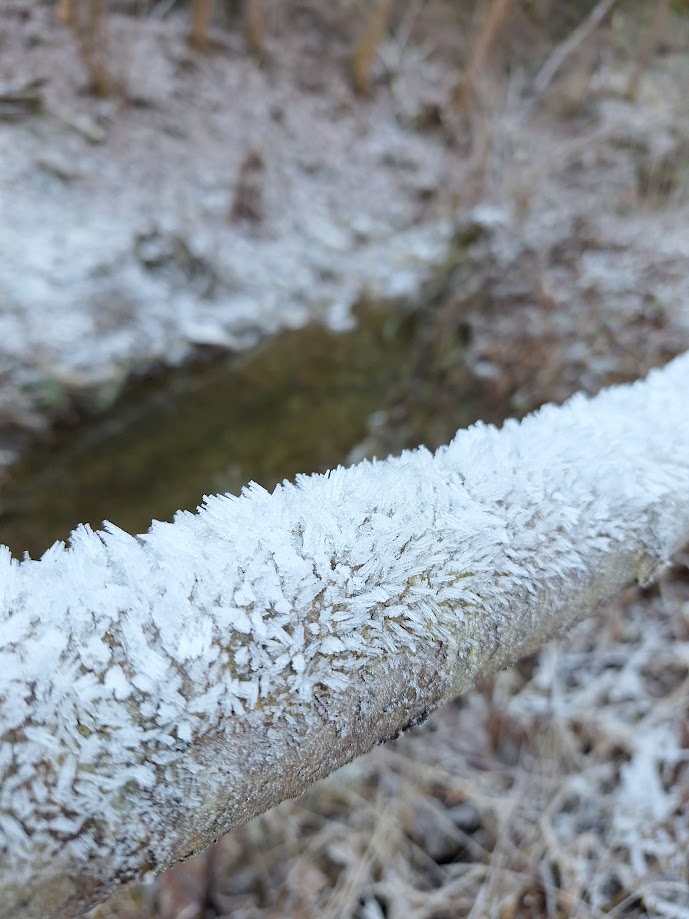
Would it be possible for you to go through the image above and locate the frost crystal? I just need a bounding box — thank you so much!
[1,352,689,906]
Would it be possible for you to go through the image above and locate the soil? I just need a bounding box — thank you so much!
[2,1,689,917]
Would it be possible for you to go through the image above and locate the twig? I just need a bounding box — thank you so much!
[56,0,114,96]
[3,353,689,917]
[532,0,620,99]
[244,0,265,61]
[351,0,395,96]
[189,0,213,49]
[0,77,44,121]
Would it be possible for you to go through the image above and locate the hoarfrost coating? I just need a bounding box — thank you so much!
[1,352,689,917]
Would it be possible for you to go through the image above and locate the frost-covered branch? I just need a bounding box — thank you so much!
[2,354,689,918]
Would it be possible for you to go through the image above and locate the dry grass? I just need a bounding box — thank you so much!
[453,0,514,115]
[54,1,676,109]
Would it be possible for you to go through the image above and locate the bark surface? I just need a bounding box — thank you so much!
[2,353,689,917]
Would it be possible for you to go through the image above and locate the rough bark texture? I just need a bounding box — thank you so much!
[1,353,689,918]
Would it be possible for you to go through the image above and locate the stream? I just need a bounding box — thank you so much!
[0,302,487,558]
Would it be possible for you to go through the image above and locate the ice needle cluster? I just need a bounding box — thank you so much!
[1,353,688,914]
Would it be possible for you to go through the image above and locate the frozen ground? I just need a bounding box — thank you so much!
[3,2,689,470]
[0,0,467,466]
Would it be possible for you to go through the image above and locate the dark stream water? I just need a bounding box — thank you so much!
[0,304,486,559]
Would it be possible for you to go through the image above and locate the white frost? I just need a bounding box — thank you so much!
[1,352,689,909]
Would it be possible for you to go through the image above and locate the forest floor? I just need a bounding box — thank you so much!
[3,1,689,917]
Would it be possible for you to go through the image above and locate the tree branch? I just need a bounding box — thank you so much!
[2,353,689,917]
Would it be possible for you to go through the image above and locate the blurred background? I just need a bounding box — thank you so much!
[1,1,689,916]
